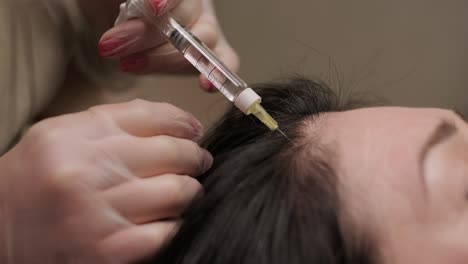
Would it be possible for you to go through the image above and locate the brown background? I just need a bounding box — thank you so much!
[134,0,467,125]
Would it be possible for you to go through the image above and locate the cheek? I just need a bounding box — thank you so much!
[421,137,468,263]
[381,225,468,264]
[434,191,468,263]
[431,234,468,264]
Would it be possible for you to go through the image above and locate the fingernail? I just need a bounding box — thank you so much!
[200,78,217,93]
[207,83,217,93]
[201,150,214,173]
[120,56,148,72]
[189,118,204,140]
[99,39,127,57]
[150,0,168,16]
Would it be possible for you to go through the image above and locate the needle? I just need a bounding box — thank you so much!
[277,128,295,145]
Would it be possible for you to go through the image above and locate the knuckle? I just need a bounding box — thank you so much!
[155,135,178,153]
[24,120,63,149]
[129,100,183,120]
[86,107,116,130]
[89,99,153,118]
[156,102,183,115]
[27,119,57,138]
[43,163,83,193]
[87,104,112,120]
[21,122,75,177]
[129,98,151,108]
[88,103,108,113]
[152,136,180,162]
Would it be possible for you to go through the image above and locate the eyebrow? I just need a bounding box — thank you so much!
[421,109,466,161]
[454,109,467,123]
[421,121,457,160]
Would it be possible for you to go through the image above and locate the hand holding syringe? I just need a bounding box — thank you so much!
[118,0,280,131]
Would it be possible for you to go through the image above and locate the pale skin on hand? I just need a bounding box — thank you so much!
[0,99,212,263]
[99,0,240,92]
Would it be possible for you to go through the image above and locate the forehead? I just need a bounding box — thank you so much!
[321,107,450,159]
[325,107,448,134]
[317,107,451,224]
[320,106,451,179]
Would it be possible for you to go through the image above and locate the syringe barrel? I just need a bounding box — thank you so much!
[128,1,258,110]
[156,15,247,102]
[121,0,278,130]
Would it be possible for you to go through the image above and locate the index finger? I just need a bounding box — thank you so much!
[88,99,204,139]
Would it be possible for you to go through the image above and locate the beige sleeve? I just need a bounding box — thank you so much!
[0,0,135,154]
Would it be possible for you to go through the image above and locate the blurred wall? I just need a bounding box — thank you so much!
[135,0,468,126]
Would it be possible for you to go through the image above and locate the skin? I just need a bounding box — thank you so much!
[0,100,212,263]
[318,107,468,263]
[96,0,240,91]
[1,0,233,262]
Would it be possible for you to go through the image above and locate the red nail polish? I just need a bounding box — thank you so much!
[150,0,167,16]
[208,83,217,93]
[120,57,148,72]
[200,78,216,92]
[99,39,126,57]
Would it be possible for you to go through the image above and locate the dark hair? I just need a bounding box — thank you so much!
[152,78,374,264]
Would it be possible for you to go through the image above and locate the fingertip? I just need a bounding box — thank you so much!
[98,20,147,58]
[99,38,127,58]
[148,0,168,16]
[186,113,204,141]
[201,149,214,174]
[199,76,217,93]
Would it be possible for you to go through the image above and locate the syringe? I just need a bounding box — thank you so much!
[127,1,279,131]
